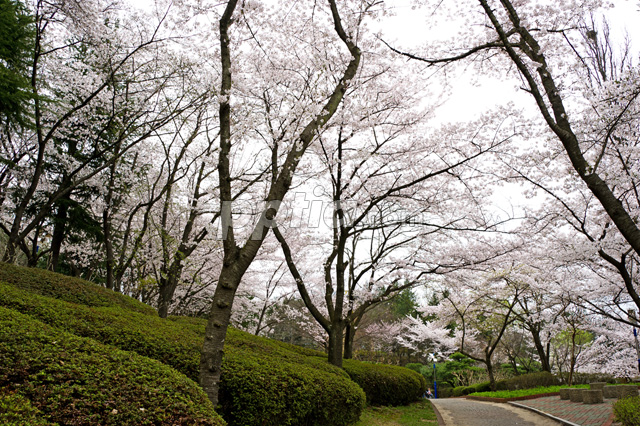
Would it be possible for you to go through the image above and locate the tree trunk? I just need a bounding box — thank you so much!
[479,0,640,258]
[254,300,269,336]
[486,358,497,391]
[568,330,577,386]
[27,226,41,267]
[199,262,242,405]
[199,0,361,407]
[49,197,70,271]
[157,272,181,318]
[343,322,356,359]
[531,327,552,372]
[328,322,344,367]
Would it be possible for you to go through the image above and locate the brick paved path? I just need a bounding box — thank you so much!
[511,396,616,426]
[432,398,562,426]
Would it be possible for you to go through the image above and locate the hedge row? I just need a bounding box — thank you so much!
[0,307,224,426]
[342,360,427,406]
[1,263,428,423]
[445,371,561,397]
[0,268,366,426]
[495,371,559,391]
[0,281,203,380]
[221,347,364,426]
[449,382,491,397]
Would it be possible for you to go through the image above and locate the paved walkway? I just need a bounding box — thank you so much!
[431,396,617,426]
[431,398,562,426]
[511,396,616,426]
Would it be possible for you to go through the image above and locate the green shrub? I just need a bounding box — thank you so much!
[343,360,427,406]
[495,379,508,391]
[0,269,366,426]
[614,396,640,426]
[221,347,365,426]
[452,386,467,397]
[449,385,478,396]
[0,281,203,380]
[0,262,154,314]
[0,388,53,426]
[462,386,475,395]
[0,307,225,426]
[471,381,491,393]
[435,385,453,398]
[439,353,483,387]
[404,363,423,374]
[566,373,618,385]
[499,361,541,376]
[471,384,588,399]
[498,371,559,390]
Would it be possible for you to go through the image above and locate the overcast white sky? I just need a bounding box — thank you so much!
[378,0,640,118]
[373,0,640,213]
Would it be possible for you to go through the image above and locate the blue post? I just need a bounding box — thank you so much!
[629,310,640,373]
[433,361,437,399]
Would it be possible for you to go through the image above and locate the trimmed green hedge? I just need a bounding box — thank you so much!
[452,386,474,397]
[495,371,559,391]
[447,373,559,398]
[0,262,154,314]
[0,281,203,379]
[0,264,366,425]
[472,381,492,393]
[614,396,640,426]
[221,346,364,426]
[0,389,52,426]
[436,385,453,398]
[343,360,427,406]
[0,307,225,426]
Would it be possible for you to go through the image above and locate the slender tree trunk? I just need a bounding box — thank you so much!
[27,226,40,267]
[49,197,70,271]
[157,260,186,318]
[157,275,179,318]
[254,300,269,336]
[509,357,520,376]
[200,260,245,405]
[568,330,577,386]
[3,14,45,264]
[530,327,552,372]
[486,357,497,391]
[102,208,116,291]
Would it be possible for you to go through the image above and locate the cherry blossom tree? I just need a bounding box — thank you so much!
[273,98,521,366]
[198,0,368,406]
[398,0,640,319]
[1,0,204,264]
[577,314,638,379]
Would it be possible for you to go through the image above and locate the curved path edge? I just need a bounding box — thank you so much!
[430,400,446,426]
[431,398,562,426]
[508,402,581,426]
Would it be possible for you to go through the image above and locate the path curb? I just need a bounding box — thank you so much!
[429,400,446,426]
[467,393,560,403]
[509,401,584,426]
